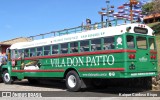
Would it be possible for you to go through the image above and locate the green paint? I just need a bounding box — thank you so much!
[2,33,158,80]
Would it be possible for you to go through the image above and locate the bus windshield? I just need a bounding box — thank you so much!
[136,36,147,49]
[126,35,156,50]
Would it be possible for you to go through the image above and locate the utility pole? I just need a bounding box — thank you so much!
[130,0,138,23]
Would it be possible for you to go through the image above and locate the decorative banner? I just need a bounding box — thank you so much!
[117,15,123,17]
[115,0,147,20]
[113,13,119,16]
[133,10,142,13]
[134,5,141,9]
[134,13,139,16]
[123,15,128,19]
[118,6,124,9]
[124,7,129,11]
[118,10,124,13]
[123,3,130,6]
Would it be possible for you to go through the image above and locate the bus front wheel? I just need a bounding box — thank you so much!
[3,70,13,84]
[66,71,81,92]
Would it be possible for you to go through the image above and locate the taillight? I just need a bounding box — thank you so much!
[150,55,156,59]
[129,54,135,59]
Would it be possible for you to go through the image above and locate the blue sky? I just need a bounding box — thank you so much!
[0,0,141,41]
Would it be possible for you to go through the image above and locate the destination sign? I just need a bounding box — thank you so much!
[134,27,148,34]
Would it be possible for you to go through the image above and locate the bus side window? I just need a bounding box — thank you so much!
[70,42,78,53]
[24,49,29,57]
[17,49,23,58]
[80,40,89,52]
[61,43,68,54]
[36,47,43,56]
[44,46,50,55]
[127,35,135,49]
[52,45,59,55]
[91,38,101,51]
[104,37,115,50]
[30,48,35,57]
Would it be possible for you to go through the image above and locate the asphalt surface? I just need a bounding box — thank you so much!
[0,79,159,99]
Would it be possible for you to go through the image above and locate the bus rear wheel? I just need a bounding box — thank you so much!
[3,70,13,84]
[66,71,81,92]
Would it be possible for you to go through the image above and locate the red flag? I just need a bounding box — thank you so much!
[118,6,124,9]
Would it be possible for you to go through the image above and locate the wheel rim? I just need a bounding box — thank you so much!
[4,73,10,82]
[68,75,77,88]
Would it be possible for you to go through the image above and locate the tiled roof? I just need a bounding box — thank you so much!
[144,13,160,20]
[0,37,31,45]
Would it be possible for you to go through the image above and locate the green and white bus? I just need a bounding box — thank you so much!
[1,21,158,91]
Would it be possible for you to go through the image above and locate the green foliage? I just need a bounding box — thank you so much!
[148,22,160,35]
[142,2,154,15]
[142,0,160,14]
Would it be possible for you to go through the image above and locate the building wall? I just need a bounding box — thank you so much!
[0,45,10,56]
[0,37,31,56]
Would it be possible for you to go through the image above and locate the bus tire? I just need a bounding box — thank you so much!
[66,71,81,92]
[3,70,13,84]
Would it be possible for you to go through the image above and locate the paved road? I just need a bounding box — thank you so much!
[0,79,159,98]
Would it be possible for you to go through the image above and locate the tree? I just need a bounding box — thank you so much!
[152,0,160,13]
[142,0,160,15]
[142,2,154,15]
[142,0,160,22]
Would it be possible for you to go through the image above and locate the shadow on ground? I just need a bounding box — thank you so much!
[11,79,151,97]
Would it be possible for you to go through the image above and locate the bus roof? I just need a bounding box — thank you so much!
[10,23,154,50]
